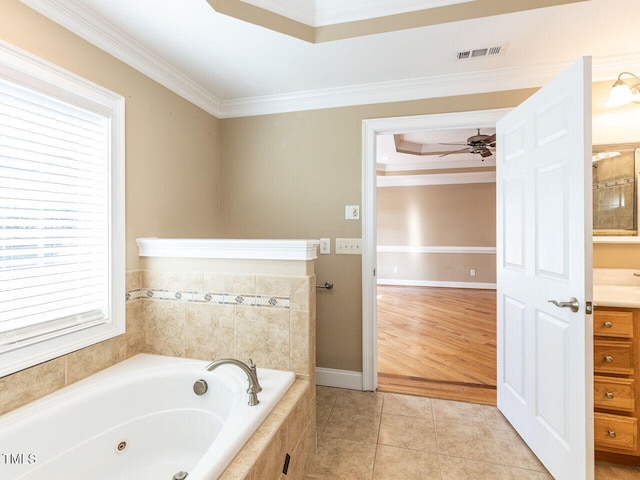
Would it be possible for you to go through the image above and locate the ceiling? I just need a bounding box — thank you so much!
[19,0,640,118]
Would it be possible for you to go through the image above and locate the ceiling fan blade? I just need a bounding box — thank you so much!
[438,147,470,157]
[483,133,496,144]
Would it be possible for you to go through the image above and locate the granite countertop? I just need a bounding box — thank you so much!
[593,268,640,308]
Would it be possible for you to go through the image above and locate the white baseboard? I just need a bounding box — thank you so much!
[316,367,363,391]
[378,279,496,289]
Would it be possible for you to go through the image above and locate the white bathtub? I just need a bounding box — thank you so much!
[0,354,295,480]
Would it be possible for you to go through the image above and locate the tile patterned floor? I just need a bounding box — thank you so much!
[305,387,640,480]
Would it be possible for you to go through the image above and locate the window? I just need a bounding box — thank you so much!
[0,42,125,377]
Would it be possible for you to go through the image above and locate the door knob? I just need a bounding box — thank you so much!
[548,297,579,313]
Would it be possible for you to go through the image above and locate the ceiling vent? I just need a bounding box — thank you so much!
[456,43,507,60]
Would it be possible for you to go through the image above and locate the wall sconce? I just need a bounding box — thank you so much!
[606,72,640,107]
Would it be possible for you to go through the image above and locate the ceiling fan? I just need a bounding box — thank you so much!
[393,128,496,160]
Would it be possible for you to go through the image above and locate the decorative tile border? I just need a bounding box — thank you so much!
[126,288,290,309]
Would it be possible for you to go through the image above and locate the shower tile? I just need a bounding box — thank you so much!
[256,275,306,297]
[126,270,141,291]
[66,335,125,384]
[378,413,437,453]
[372,445,440,480]
[203,273,256,295]
[383,392,433,418]
[0,357,66,415]
[290,310,310,375]
[125,300,145,357]
[143,300,186,356]
[290,277,312,311]
[234,306,290,370]
[184,303,235,360]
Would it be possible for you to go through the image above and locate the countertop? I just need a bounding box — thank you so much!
[593,284,640,308]
[593,268,640,308]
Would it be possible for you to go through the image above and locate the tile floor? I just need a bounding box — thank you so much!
[305,386,640,480]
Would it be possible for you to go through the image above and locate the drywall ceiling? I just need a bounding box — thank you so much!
[19,0,640,117]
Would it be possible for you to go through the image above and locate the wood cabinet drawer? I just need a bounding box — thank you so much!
[594,412,638,453]
[594,310,634,338]
[594,340,634,375]
[594,376,635,413]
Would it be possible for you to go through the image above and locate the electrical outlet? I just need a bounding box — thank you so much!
[470,269,476,277]
[319,238,330,254]
[336,238,362,254]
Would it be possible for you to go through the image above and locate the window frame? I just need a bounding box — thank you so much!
[0,39,125,377]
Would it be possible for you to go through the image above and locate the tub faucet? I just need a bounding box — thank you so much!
[205,358,263,406]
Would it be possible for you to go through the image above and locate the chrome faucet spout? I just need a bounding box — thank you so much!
[206,358,262,406]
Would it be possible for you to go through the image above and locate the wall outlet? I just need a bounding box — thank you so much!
[470,269,476,277]
[319,238,331,254]
[336,238,362,254]
[393,266,399,274]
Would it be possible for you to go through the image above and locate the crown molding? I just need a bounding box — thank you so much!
[19,0,223,117]
[19,1,640,119]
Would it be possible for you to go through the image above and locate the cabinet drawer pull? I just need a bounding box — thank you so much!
[605,392,615,399]
[608,430,617,438]
[604,355,614,363]
[603,321,613,328]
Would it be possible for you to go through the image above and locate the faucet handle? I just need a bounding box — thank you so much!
[248,358,263,393]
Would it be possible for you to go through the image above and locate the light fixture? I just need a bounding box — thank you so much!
[606,72,640,107]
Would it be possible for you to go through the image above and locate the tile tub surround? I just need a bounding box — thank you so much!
[309,387,640,480]
[219,379,315,480]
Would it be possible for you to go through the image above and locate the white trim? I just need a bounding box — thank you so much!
[19,0,222,117]
[377,171,495,187]
[378,279,496,289]
[136,238,320,261]
[377,245,496,254]
[316,367,363,391]
[379,157,496,172]
[362,107,512,392]
[15,2,640,118]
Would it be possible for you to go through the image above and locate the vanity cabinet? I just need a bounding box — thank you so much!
[594,307,640,461]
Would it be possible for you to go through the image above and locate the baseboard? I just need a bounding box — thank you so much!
[316,367,363,391]
[377,279,496,289]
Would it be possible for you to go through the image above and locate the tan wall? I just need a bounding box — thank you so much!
[1,1,222,271]
[0,1,220,404]
[220,90,536,372]
[377,183,496,284]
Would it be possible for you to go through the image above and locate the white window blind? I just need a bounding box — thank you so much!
[0,77,111,351]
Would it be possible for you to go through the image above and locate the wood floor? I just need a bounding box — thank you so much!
[377,285,497,405]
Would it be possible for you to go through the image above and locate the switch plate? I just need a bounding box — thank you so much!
[345,205,360,220]
[319,238,331,254]
[336,238,362,254]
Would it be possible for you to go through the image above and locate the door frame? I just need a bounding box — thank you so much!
[361,108,513,391]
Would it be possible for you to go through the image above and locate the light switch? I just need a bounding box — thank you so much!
[345,205,360,220]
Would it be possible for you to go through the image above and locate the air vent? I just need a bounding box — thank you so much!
[456,43,507,60]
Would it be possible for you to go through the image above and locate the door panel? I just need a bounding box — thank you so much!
[496,57,593,480]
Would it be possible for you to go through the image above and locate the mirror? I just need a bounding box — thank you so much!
[592,143,640,236]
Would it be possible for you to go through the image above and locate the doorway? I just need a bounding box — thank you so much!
[361,108,512,392]
[373,125,501,404]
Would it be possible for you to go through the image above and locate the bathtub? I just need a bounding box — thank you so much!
[0,354,295,480]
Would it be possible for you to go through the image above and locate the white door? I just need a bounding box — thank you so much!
[496,57,594,480]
